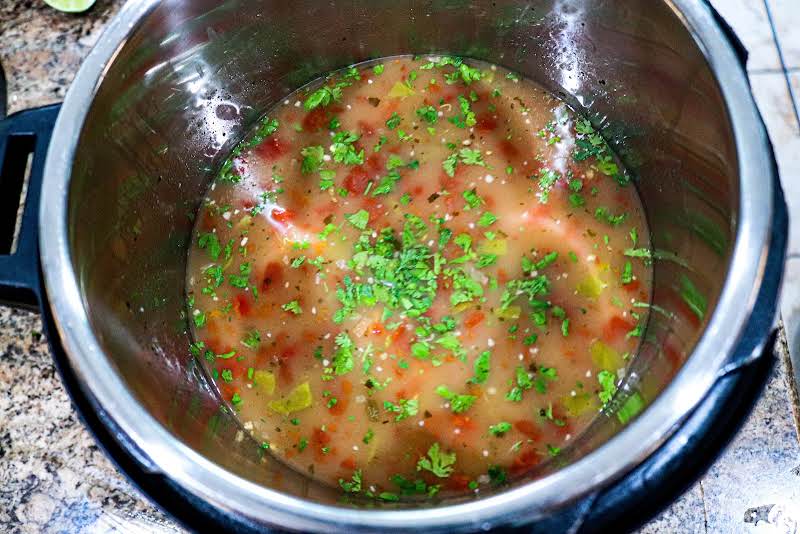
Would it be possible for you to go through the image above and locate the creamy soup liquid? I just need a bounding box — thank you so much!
[186,56,651,499]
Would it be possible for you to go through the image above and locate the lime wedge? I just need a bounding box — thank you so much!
[43,0,96,13]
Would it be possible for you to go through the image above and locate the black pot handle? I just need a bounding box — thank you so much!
[0,104,60,309]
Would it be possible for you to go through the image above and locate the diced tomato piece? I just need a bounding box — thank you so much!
[446,473,471,491]
[664,339,683,375]
[302,107,328,132]
[329,379,352,416]
[232,293,252,317]
[370,322,385,336]
[603,316,636,344]
[497,268,509,285]
[514,420,541,441]
[271,207,295,225]
[499,139,520,159]
[463,311,485,329]
[261,261,283,292]
[255,137,289,160]
[623,279,641,293]
[452,414,476,432]
[357,120,375,137]
[340,457,357,470]
[344,166,370,195]
[312,427,332,446]
[510,448,541,475]
[475,113,497,132]
[364,153,384,175]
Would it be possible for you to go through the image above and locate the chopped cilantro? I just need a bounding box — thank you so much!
[339,469,362,493]
[597,370,617,406]
[595,206,627,226]
[331,131,365,165]
[373,64,385,75]
[345,209,370,230]
[622,261,633,284]
[477,254,498,268]
[374,135,388,152]
[462,189,483,209]
[384,398,419,421]
[680,274,707,321]
[281,300,302,315]
[372,169,402,196]
[537,168,560,203]
[363,429,375,444]
[443,153,458,177]
[477,212,497,227]
[488,465,507,485]
[301,145,325,175]
[386,112,402,130]
[242,330,261,349]
[332,332,355,375]
[489,422,511,436]
[198,233,222,261]
[435,385,477,413]
[506,366,533,402]
[416,105,438,124]
[417,443,456,478]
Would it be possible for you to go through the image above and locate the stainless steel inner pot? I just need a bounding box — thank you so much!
[37,0,781,531]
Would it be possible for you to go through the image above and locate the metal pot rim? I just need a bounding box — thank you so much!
[38,0,776,530]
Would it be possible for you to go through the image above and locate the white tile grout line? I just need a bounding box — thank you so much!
[762,0,800,135]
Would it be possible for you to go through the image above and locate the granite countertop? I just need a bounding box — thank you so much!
[1,2,800,532]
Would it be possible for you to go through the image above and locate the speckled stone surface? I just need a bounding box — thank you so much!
[1,2,800,533]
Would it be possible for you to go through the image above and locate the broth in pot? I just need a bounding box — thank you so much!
[186,55,651,500]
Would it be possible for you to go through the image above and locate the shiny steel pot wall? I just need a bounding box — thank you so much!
[39,0,777,531]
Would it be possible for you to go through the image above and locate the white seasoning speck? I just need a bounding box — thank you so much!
[418,420,425,427]
[468,223,475,229]
[587,254,596,262]
[222,211,232,220]
[322,154,331,162]
[311,306,317,315]
[462,139,472,146]
[482,450,489,457]
[284,99,290,105]
[368,79,374,84]
[376,366,383,372]
[454,428,461,434]
[322,359,330,366]
[485,174,495,183]
[353,445,360,451]
[294,100,301,107]
[347,104,352,110]
[240,237,248,247]
[518,353,524,361]
[585,370,592,378]
[565,434,572,441]
[487,338,495,348]
[488,387,497,395]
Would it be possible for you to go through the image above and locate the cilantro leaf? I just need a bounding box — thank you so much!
[435,385,477,413]
[386,112,402,130]
[468,350,491,384]
[281,300,302,315]
[489,422,511,436]
[345,209,370,230]
[417,443,456,478]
